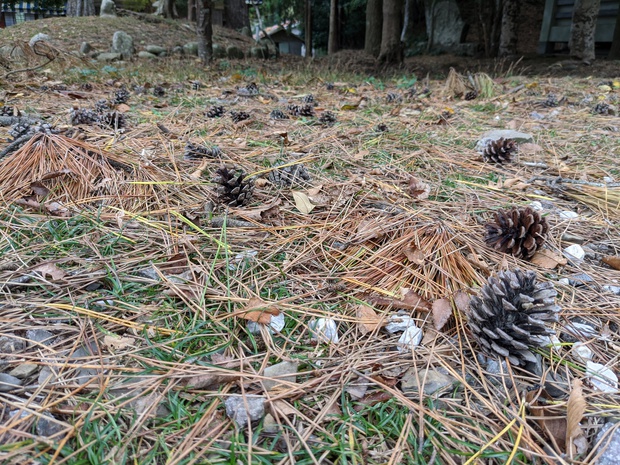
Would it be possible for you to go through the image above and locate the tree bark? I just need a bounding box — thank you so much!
[66,0,95,16]
[365,0,382,56]
[305,0,313,59]
[569,0,601,62]
[378,0,403,64]
[188,0,195,22]
[197,0,213,64]
[610,2,620,58]
[155,0,178,18]
[499,0,519,56]
[328,0,339,54]
[225,0,250,30]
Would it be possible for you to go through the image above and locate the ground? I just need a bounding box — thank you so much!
[1,15,620,465]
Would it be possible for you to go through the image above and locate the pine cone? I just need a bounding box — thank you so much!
[270,109,289,120]
[113,88,130,105]
[94,99,110,113]
[80,83,93,92]
[302,94,315,104]
[592,102,616,115]
[97,111,126,130]
[543,93,559,107]
[325,82,335,91]
[206,105,226,118]
[1,105,14,116]
[70,107,98,125]
[191,81,201,90]
[464,90,478,101]
[386,92,403,103]
[9,123,32,140]
[268,163,312,187]
[184,142,222,160]
[482,138,517,164]
[214,167,254,207]
[484,207,548,259]
[230,111,250,123]
[238,82,259,96]
[467,268,560,366]
[375,123,389,132]
[318,111,336,126]
[153,86,166,97]
[288,104,315,117]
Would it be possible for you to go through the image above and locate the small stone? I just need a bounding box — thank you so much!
[0,333,25,353]
[485,359,514,388]
[36,413,66,437]
[587,362,618,393]
[561,233,585,245]
[262,413,279,433]
[397,325,423,353]
[385,313,416,333]
[80,42,92,54]
[145,45,165,55]
[603,285,620,295]
[559,210,579,219]
[111,31,134,59]
[100,0,116,16]
[225,395,265,426]
[567,273,595,287]
[26,329,54,346]
[38,366,56,385]
[262,361,298,391]
[401,367,456,395]
[9,363,39,379]
[138,51,157,59]
[529,201,543,211]
[0,373,23,392]
[594,422,620,465]
[572,342,593,362]
[97,52,122,62]
[563,244,585,262]
[309,318,339,343]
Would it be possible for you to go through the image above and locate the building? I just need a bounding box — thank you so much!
[260,23,305,56]
[0,1,65,28]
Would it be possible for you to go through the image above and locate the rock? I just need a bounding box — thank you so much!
[29,33,50,47]
[262,361,298,391]
[475,130,534,152]
[0,373,23,392]
[138,51,158,59]
[594,422,620,465]
[484,359,513,389]
[226,45,244,59]
[9,363,39,379]
[72,345,102,385]
[38,366,55,385]
[26,329,54,346]
[100,0,116,17]
[97,52,122,62]
[36,413,65,437]
[111,31,134,59]
[401,367,456,395]
[561,232,585,245]
[250,46,268,59]
[146,45,166,55]
[128,392,170,418]
[603,285,620,295]
[385,313,417,333]
[425,0,465,48]
[183,42,199,56]
[247,312,285,334]
[309,318,339,343]
[587,362,618,393]
[397,325,423,353]
[172,45,184,55]
[0,333,25,353]
[559,210,579,219]
[225,395,265,426]
[563,244,585,262]
[262,413,279,434]
[213,43,227,58]
[572,342,593,362]
[80,41,92,54]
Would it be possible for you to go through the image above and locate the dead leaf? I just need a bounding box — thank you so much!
[237,297,280,324]
[353,391,393,411]
[32,263,66,280]
[403,245,425,265]
[307,185,322,196]
[453,291,471,313]
[356,305,383,333]
[526,389,567,451]
[407,176,430,200]
[503,177,524,188]
[602,256,620,271]
[369,289,431,312]
[103,334,135,351]
[238,198,282,221]
[45,202,70,217]
[271,400,298,416]
[30,182,49,197]
[40,169,73,181]
[186,372,241,389]
[355,218,386,242]
[566,379,587,458]
[354,149,369,161]
[116,103,130,113]
[530,249,568,269]
[159,252,189,275]
[432,298,453,331]
[292,191,315,214]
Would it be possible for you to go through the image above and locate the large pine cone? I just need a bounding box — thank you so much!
[268,163,312,187]
[467,269,560,366]
[214,167,254,207]
[484,207,548,259]
[482,138,516,164]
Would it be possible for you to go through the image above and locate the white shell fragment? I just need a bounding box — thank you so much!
[385,314,417,334]
[397,325,423,353]
[572,342,593,362]
[559,210,579,219]
[228,250,258,270]
[563,244,585,262]
[309,318,339,344]
[529,201,543,211]
[586,361,618,393]
[247,312,285,334]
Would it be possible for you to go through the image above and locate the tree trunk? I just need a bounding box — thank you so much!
[569,0,601,62]
[378,0,403,64]
[155,0,178,18]
[305,0,313,59]
[66,0,95,16]
[499,0,519,56]
[188,0,195,22]
[197,0,213,64]
[225,0,250,30]
[365,0,382,56]
[328,0,339,54]
[609,2,620,58]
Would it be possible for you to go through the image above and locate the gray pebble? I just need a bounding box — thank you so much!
[0,373,23,392]
[225,395,265,426]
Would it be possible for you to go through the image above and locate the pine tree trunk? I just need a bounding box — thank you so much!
[610,3,620,58]
[188,0,195,22]
[225,0,249,30]
[66,0,95,16]
[378,0,403,64]
[155,0,178,18]
[569,0,601,62]
[365,0,382,56]
[197,0,213,64]
[305,0,313,59]
[328,0,339,54]
[499,0,519,56]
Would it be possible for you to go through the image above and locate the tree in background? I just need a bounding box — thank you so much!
[610,3,620,58]
[328,0,339,54]
[225,0,250,30]
[499,0,519,56]
[155,0,178,18]
[569,0,601,62]
[364,0,382,56]
[305,0,313,58]
[65,0,95,16]
[378,0,403,63]
[196,0,213,63]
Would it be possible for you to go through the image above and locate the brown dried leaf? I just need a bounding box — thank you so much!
[292,191,315,214]
[30,182,50,197]
[353,391,393,411]
[116,103,130,113]
[566,379,587,458]
[432,298,453,331]
[403,245,425,265]
[526,389,567,452]
[238,297,280,324]
[370,289,431,312]
[40,169,73,181]
[453,291,471,313]
[32,263,66,280]
[407,176,430,200]
[159,252,189,275]
[354,149,369,161]
[356,305,383,333]
[45,202,70,217]
[530,249,568,269]
[186,372,240,389]
[103,334,135,351]
[271,400,298,416]
[355,218,387,242]
[238,198,282,221]
[602,255,620,271]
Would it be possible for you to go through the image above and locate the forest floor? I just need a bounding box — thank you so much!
[1,15,620,465]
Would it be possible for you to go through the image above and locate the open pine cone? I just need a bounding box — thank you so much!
[213,167,254,207]
[467,269,560,366]
[482,138,516,164]
[484,207,548,259]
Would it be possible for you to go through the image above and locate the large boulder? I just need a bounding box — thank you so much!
[100,0,116,17]
[97,52,122,62]
[226,45,244,59]
[29,33,50,48]
[183,42,198,56]
[138,51,157,59]
[213,43,226,58]
[145,45,166,56]
[111,31,134,59]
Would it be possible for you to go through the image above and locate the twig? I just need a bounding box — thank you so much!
[0,134,32,159]
[527,176,620,188]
